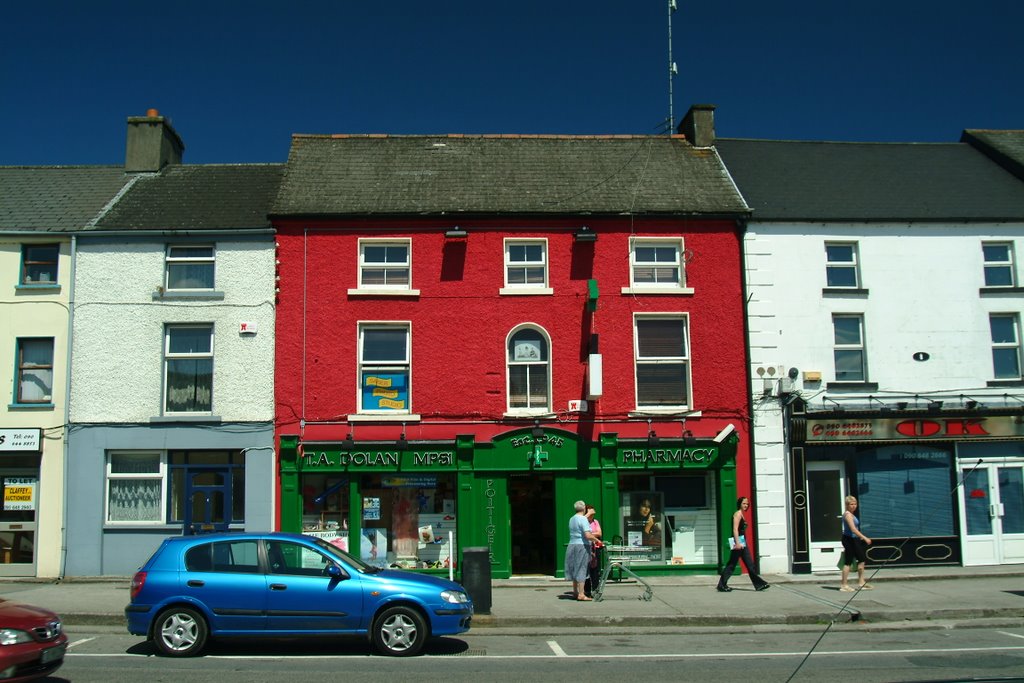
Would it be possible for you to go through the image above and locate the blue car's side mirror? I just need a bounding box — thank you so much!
[326,563,346,579]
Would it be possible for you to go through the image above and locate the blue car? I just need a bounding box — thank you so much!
[125,532,473,657]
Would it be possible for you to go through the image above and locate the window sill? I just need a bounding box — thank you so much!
[629,409,699,417]
[980,286,1024,295]
[620,286,694,295]
[503,410,555,419]
[822,288,869,296]
[825,381,879,390]
[499,287,553,296]
[347,288,421,297]
[153,290,225,301]
[986,379,1024,387]
[348,414,421,423]
[150,414,222,423]
[15,283,61,293]
[7,403,54,411]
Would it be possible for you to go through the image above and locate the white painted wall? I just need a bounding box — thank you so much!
[746,222,1024,573]
[70,238,275,422]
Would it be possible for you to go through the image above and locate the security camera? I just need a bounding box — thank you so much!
[713,423,736,443]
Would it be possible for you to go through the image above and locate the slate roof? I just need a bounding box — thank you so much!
[0,166,133,231]
[96,164,284,230]
[272,135,749,217]
[962,130,1024,181]
[715,139,1024,222]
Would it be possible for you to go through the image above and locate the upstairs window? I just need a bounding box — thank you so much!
[359,240,411,289]
[359,324,410,413]
[165,245,215,290]
[16,338,54,404]
[502,239,550,294]
[833,314,867,382]
[634,316,690,409]
[982,242,1015,287]
[21,244,59,285]
[506,326,550,413]
[825,242,860,288]
[990,314,1022,380]
[164,324,214,413]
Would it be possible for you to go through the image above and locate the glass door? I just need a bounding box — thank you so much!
[183,468,232,534]
[1,470,38,574]
[806,461,847,572]
[960,458,1024,566]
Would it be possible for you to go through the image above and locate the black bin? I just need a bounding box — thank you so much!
[461,546,492,614]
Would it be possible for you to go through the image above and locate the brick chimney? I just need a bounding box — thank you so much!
[125,108,184,172]
[677,104,716,148]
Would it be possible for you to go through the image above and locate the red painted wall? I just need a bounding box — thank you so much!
[274,216,753,514]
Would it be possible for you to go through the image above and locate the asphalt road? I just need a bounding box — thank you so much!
[49,624,1024,683]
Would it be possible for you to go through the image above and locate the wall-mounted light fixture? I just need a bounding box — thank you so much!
[896,401,909,410]
[868,396,892,414]
[445,226,468,238]
[683,430,697,446]
[960,395,981,410]
[343,433,355,450]
[646,418,659,447]
[532,421,544,440]
[396,423,409,450]
[574,225,597,243]
[927,400,944,412]
[823,396,844,413]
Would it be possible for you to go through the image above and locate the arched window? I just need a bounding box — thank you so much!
[507,326,550,413]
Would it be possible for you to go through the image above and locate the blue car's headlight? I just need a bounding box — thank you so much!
[440,590,470,604]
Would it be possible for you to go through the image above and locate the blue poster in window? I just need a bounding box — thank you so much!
[361,372,408,411]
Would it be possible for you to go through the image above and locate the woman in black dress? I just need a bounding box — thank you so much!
[717,496,769,592]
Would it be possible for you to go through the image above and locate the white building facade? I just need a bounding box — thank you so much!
[720,138,1024,573]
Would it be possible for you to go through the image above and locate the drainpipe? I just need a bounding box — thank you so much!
[58,234,76,580]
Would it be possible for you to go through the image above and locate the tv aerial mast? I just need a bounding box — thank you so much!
[665,0,678,135]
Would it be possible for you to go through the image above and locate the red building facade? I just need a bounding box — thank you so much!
[272,127,752,577]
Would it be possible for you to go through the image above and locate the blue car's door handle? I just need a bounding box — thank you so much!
[187,580,205,587]
[269,583,288,591]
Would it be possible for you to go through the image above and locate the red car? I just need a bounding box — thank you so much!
[0,598,67,682]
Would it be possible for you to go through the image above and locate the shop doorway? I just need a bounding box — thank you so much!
[508,474,555,575]
[0,468,37,575]
[183,468,232,535]
[959,457,1024,566]
[806,462,847,572]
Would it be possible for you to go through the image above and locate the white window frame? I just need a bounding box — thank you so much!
[500,238,552,295]
[982,242,1015,288]
[633,314,692,411]
[832,314,867,382]
[165,245,216,291]
[825,242,860,289]
[15,337,54,405]
[164,324,214,414]
[105,451,167,525]
[990,313,1022,380]
[357,322,412,415]
[505,325,552,416]
[349,239,419,296]
[622,237,694,295]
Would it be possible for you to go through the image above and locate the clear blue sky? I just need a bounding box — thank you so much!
[3,0,1022,165]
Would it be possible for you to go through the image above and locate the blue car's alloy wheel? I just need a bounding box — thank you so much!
[154,606,208,657]
[372,606,427,657]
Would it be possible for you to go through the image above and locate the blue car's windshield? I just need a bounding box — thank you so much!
[310,537,380,573]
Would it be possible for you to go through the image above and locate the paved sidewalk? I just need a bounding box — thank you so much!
[1,565,1022,632]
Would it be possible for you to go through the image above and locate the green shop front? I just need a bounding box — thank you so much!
[279,427,740,579]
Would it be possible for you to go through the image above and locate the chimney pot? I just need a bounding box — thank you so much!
[146,108,159,117]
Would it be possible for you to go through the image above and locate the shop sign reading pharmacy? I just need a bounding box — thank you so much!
[806,415,1024,442]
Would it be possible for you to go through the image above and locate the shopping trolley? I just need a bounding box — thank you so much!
[592,542,654,602]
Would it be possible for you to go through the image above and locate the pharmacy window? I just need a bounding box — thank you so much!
[634,316,691,410]
[359,324,411,414]
[501,239,551,295]
[351,239,419,296]
[623,238,693,294]
[506,326,551,414]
